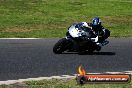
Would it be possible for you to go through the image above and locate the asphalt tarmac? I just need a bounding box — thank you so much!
[0,38,132,81]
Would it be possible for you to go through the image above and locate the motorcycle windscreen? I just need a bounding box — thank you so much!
[68,24,81,38]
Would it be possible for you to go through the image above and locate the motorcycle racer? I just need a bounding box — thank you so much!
[53,17,110,54]
[76,17,110,47]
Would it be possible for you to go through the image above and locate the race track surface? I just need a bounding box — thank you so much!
[0,38,132,81]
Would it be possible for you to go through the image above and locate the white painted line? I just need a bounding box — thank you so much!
[87,73,102,74]
[0,76,76,85]
[0,37,132,40]
[124,71,132,73]
[0,38,43,39]
[124,71,132,74]
[105,72,122,74]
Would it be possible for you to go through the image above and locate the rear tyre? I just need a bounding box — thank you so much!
[87,43,96,54]
[96,45,101,51]
[78,42,95,55]
[53,38,71,54]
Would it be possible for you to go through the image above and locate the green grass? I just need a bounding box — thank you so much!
[0,0,132,38]
[1,78,132,88]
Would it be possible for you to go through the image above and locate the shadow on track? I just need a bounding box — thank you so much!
[62,52,116,56]
[91,52,116,55]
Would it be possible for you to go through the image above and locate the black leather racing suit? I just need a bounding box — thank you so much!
[87,23,110,43]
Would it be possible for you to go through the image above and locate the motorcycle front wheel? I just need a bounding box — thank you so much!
[53,38,72,54]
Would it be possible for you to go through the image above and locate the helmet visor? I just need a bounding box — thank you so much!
[93,20,99,25]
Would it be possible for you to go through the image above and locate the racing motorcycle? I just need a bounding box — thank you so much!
[53,23,109,54]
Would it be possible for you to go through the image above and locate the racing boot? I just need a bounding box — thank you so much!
[96,40,109,51]
[101,40,109,46]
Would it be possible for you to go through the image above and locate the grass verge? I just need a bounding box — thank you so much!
[0,0,132,38]
[0,78,132,88]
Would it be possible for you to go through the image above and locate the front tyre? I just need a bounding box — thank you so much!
[53,38,71,54]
